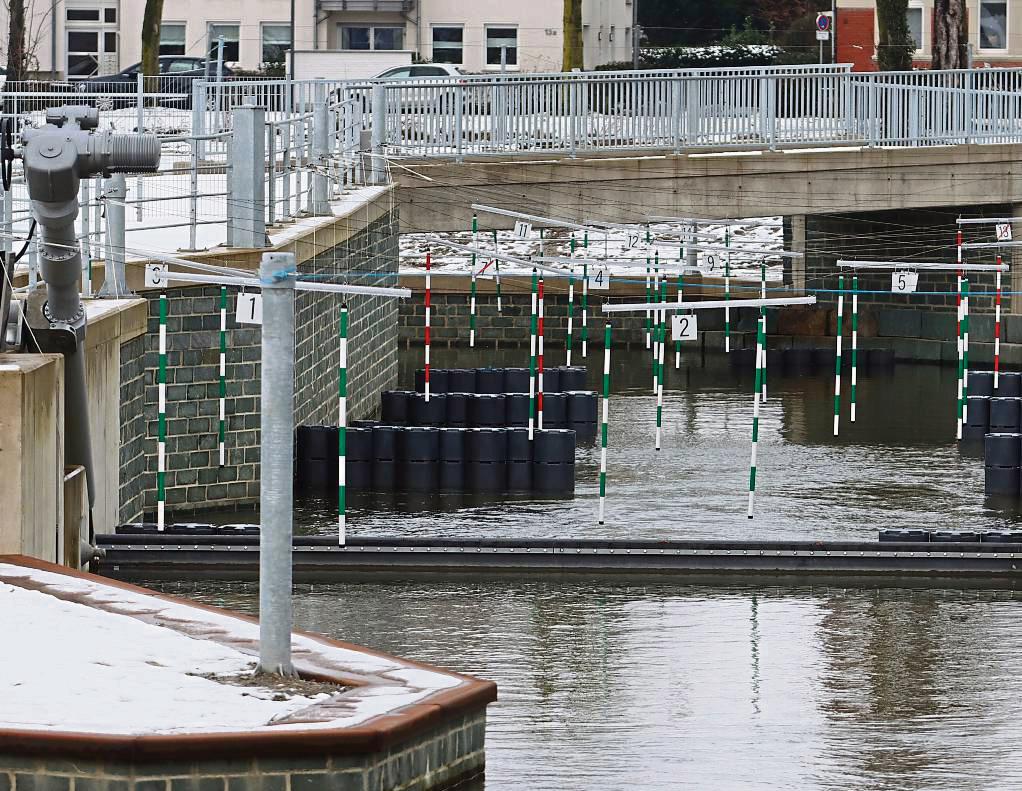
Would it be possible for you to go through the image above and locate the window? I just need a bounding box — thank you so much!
[412,66,452,76]
[486,27,518,66]
[160,23,186,56]
[340,25,403,50]
[66,9,100,21]
[104,31,117,53]
[103,7,116,23]
[980,0,1007,50]
[67,31,98,52]
[261,24,291,64]
[166,58,197,73]
[432,26,463,64]
[378,67,411,79]
[906,6,923,51]
[208,23,240,62]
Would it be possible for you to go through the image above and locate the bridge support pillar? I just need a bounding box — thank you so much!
[787,214,807,295]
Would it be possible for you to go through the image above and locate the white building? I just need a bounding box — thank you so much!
[7,0,633,80]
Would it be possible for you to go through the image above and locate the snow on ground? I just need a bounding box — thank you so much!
[0,561,465,736]
[400,217,785,281]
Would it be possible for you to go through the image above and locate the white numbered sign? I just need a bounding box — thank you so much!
[476,262,496,280]
[236,292,263,325]
[891,271,918,294]
[997,223,1013,242]
[626,231,641,249]
[671,313,698,341]
[513,221,532,239]
[702,253,717,273]
[144,263,168,288]
[587,268,610,291]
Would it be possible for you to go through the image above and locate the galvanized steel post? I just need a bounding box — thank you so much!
[230,101,267,248]
[370,82,387,185]
[97,173,132,298]
[311,82,331,215]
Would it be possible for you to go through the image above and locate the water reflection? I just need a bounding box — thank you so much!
[148,578,1022,791]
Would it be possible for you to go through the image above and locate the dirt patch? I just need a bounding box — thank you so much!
[196,669,349,701]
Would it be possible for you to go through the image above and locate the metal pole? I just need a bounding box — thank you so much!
[632,0,640,69]
[370,83,387,186]
[97,173,131,298]
[311,83,330,215]
[258,250,296,677]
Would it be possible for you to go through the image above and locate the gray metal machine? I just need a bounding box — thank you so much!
[1,106,160,537]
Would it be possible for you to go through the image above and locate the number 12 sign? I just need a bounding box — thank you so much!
[891,271,918,294]
[671,314,698,341]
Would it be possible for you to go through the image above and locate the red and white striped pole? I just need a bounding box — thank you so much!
[538,276,545,430]
[995,254,1003,389]
[424,250,432,402]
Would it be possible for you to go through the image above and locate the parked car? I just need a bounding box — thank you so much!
[373,64,465,80]
[74,57,234,109]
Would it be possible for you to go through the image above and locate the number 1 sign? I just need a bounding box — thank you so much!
[236,292,263,325]
[671,314,698,341]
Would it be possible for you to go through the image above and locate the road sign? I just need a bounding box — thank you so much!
[816,29,830,40]
[816,13,831,31]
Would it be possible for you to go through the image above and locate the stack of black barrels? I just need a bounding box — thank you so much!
[295,424,575,494]
[377,366,598,440]
[963,371,1022,496]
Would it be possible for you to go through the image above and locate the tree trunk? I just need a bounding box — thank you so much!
[932,0,968,69]
[6,0,27,83]
[876,0,914,70]
[562,0,583,71]
[140,0,165,78]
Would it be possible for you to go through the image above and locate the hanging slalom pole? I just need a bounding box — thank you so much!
[995,255,1003,388]
[748,308,765,519]
[528,269,538,440]
[581,230,589,358]
[644,263,652,350]
[338,305,348,546]
[760,261,767,401]
[724,225,732,353]
[963,278,970,426]
[157,293,168,532]
[566,269,575,366]
[218,286,227,466]
[956,228,963,416]
[598,321,612,525]
[424,249,432,402]
[850,275,859,423]
[652,257,660,393]
[469,270,477,347]
[675,251,683,369]
[493,228,503,313]
[538,275,546,430]
[655,275,666,451]
[833,275,844,437]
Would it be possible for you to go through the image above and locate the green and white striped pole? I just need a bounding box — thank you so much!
[958,279,970,440]
[581,231,589,358]
[850,276,859,423]
[724,225,732,353]
[157,293,167,531]
[652,257,660,393]
[528,268,538,440]
[644,262,652,350]
[493,228,503,313]
[655,275,666,451]
[759,262,767,401]
[833,275,844,437]
[599,321,612,525]
[747,311,765,519]
[469,269,477,347]
[218,286,226,467]
[338,305,348,546]
[675,250,683,369]
[567,234,576,366]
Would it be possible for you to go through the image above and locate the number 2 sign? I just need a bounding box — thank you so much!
[671,313,698,341]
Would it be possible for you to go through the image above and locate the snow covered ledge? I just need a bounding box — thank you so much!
[0,556,496,790]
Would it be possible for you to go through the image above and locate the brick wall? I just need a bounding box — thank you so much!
[117,210,399,522]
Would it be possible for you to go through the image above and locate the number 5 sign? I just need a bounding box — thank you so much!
[671,313,698,341]
[891,271,918,294]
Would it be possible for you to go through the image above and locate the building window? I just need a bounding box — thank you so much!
[261,24,291,65]
[340,25,404,51]
[159,23,186,56]
[906,6,923,51]
[432,26,463,64]
[104,31,117,53]
[103,7,116,23]
[208,23,240,62]
[980,0,1007,50]
[486,26,518,66]
[66,8,100,21]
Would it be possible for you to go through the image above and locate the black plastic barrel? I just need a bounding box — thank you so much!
[448,368,477,394]
[878,529,930,542]
[414,369,425,393]
[476,367,506,394]
[372,426,400,491]
[445,392,470,427]
[542,392,568,429]
[985,433,1022,467]
[985,464,1020,496]
[345,427,373,489]
[996,371,1022,397]
[350,419,379,428]
[504,368,531,393]
[542,367,562,394]
[414,368,449,394]
[567,391,598,441]
[400,427,439,491]
[989,398,1021,433]
[381,390,411,425]
[506,393,530,427]
[533,429,575,463]
[469,393,507,427]
[968,370,995,397]
[507,428,532,490]
[963,395,991,440]
[409,392,447,426]
[438,428,466,490]
[558,366,588,391]
[466,428,508,492]
[296,425,336,488]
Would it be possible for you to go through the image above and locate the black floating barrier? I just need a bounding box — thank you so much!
[996,371,1022,397]
[448,368,477,394]
[567,391,598,424]
[469,393,507,427]
[534,428,576,464]
[543,367,561,394]
[985,433,1022,467]
[476,367,506,394]
[982,531,1022,543]
[466,428,508,492]
[438,427,465,490]
[350,419,379,428]
[963,395,991,440]
[505,368,531,393]
[507,427,533,491]
[506,393,530,427]
[543,392,569,429]
[558,365,588,391]
[381,390,411,425]
[346,427,373,490]
[409,392,448,426]
[878,529,930,542]
[989,398,1022,433]
[297,425,334,461]
[932,530,982,543]
[445,392,470,427]
[968,370,995,398]
[372,426,400,491]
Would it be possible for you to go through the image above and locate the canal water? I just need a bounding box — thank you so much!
[165,346,1022,789]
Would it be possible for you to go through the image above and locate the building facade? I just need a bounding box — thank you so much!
[6,0,633,80]
[838,0,1021,70]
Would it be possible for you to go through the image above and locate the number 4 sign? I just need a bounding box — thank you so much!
[587,268,610,290]
[997,223,1013,242]
[671,314,698,341]
[236,292,263,325]
[891,271,918,294]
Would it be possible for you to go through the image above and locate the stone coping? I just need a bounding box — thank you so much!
[0,555,496,762]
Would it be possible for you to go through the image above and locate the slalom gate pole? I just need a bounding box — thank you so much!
[598,321,611,525]
[338,305,348,545]
[528,269,538,440]
[833,275,844,437]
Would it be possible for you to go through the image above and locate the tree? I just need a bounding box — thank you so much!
[140,0,165,78]
[932,0,967,69]
[6,0,27,82]
[562,0,583,70]
[876,0,914,70]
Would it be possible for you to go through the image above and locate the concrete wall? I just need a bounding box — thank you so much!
[118,209,399,522]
